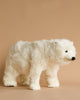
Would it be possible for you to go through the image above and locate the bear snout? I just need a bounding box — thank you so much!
[71,57,76,61]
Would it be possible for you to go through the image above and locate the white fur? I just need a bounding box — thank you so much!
[3,39,76,90]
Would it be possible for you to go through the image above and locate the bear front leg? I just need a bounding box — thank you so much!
[46,65,60,88]
[29,65,42,90]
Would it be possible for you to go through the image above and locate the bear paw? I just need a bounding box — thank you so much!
[30,83,40,90]
[4,80,17,87]
[48,81,60,88]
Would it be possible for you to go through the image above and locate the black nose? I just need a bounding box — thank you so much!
[72,57,76,60]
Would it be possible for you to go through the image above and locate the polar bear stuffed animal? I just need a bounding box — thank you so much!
[3,39,76,90]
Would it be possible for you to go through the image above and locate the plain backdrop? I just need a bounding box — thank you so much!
[0,0,80,100]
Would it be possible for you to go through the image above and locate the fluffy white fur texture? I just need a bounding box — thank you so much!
[3,39,76,90]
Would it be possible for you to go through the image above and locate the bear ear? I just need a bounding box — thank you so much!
[54,41,60,47]
[54,41,60,45]
[54,42,57,44]
[54,40,63,47]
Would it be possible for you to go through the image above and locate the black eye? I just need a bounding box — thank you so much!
[65,50,68,53]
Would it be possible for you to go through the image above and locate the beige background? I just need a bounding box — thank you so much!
[0,0,80,100]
